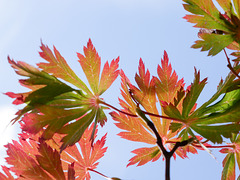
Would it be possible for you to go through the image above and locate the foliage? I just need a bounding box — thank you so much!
[1,0,240,180]
[0,124,107,179]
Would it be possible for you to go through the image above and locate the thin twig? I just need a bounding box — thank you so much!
[99,100,137,117]
[223,48,240,79]
[191,143,234,149]
[141,110,184,123]
[87,168,108,178]
[100,99,184,123]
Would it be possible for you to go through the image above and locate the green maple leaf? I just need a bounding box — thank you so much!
[183,0,240,55]
[166,68,240,144]
[191,33,235,56]
[190,89,240,143]
[7,39,119,151]
[219,133,240,180]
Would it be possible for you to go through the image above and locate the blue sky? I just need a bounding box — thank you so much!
[0,0,231,179]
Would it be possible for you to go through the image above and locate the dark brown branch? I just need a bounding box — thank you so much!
[101,90,191,180]
[145,117,168,155]
[136,107,192,180]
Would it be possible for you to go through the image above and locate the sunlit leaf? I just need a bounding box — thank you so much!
[38,42,91,93]
[99,57,120,95]
[191,34,235,56]
[127,146,161,167]
[61,124,108,180]
[182,68,207,118]
[36,139,65,179]
[221,153,235,180]
[5,141,52,179]
[183,0,240,55]
[58,109,96,152]
[7,39,119,152]
[0,166,15,180]
[191,124,240,143]
[77,39,101,94]
[110,111,156,144]
[114,51,201,166]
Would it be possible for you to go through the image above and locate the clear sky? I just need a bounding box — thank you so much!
[0,0,231,179]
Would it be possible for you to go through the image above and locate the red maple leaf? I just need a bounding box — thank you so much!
[2,122,107,180]
[112,51,201,166]
[60,124,108,180]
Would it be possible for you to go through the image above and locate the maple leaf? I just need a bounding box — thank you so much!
[111,60,158,150]
[219,133,240,180]
[99,57,120,95]
[190,89,240,143]
[110,111,156,144]
[5,141,53,179]
[154,51,184,104]
[221,153,235,180]
[153,51,184,136]
[2,122,107,180]
[183,0,240,55]
[191,33,235,56]
[127,146,161,167]
[36,139,65,179]
[134,58,161,134]
[7,57,75,122]
[165,68,240,144]
[181,68,207,118]
[58,109,96,151]
[118,70,138,115]
[77,39,119,95]
[7,39,119,151]
[113,52,201,167]
[0,166,15,180]
[38,41,91,94]
[4,92,25,105]
[60,124,108,180]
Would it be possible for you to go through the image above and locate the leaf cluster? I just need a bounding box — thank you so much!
[0,124,108,180]
[2,0,240,179]
[6,39,119,152]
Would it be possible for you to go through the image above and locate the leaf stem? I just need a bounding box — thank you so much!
[87,168,108,178]
[99,100,184,123]
[191,143,234,149]
[99,100,137,117]
[141,110,184,123]
[223,48,240,79]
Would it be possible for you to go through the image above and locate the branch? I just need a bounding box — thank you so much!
[169,138,194,157]
[101,90,192,179]
[136,107,192,180]
[136,107,168,155]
